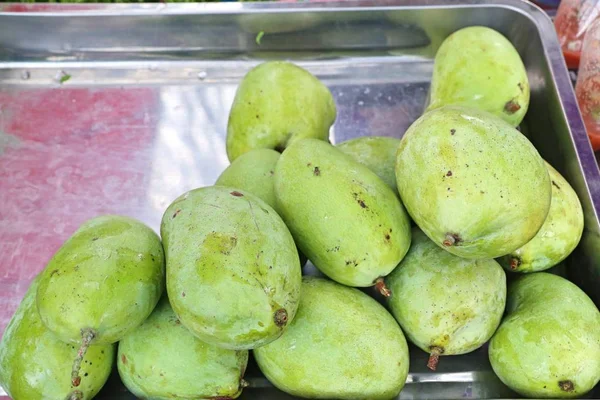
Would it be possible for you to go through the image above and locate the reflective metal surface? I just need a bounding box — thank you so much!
[0,1,599,399]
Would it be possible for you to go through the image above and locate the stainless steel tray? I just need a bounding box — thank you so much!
[1,1,599,399]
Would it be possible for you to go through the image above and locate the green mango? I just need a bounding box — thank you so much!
[497,161,584,273]
[215,148,308,267]
[226,61,336,161]
[36,215,165,386]
[0,275,115,400]
[489,273,600,398]
[215,148,280,210]
[396,105,551,259]
[337,136,401,193]
[161,186,301,350]
[385,227,506,370]
[254,276,409,399]
[275,138,412,288]
[117,296,249,400]
[427,26,529,127]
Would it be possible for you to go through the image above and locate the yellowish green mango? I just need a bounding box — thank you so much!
[226,61,336,161]
[275,138,412,287]
[216,148,280,209]
[161,186,301,350]
[396,105,551,259]
[337,136,401,193]
[489,273,600,398]
[427,26,530,127]
[0,275,115,400]
[36,215,165,387]
[498,161,584,273]
[385,227,506,370]
[117,296,249,400]
[254,277,409,399]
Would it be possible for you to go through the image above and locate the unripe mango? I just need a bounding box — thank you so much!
[118,296,249,400]
[275,138,411,288]
[396,106,551,259]
[161,186,301,350]
[1,275,115,400]
[36,215,165,387]
[254,277,409,399]
[489,273,600,398]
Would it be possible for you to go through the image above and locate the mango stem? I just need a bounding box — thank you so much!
[427,346,443,371]
[375,278,391,297]
[71,328,96,387]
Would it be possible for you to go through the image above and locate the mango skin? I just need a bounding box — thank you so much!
[161,186,301,350]
[226,61,336,162]
[498,161,584,273]
[216,148,280,210]
[275,138,412,287]
[427,26,530,127]
[337,136,401,193]
[385,228,506,359]
[489,273,600,398]
[36,215,165,345]
[0,275,115,400]
[254,277,409,400]
[396,105,551,259]
[117,296,249,400]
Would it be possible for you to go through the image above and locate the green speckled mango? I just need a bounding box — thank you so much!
[385,227,506,371]
[489,273,600,398]
[226,61,336,162]
[117,296,249,400]
[337,136,401,193]
[275,138,412,287]
[427,26,529,127]
[161,186,301,350]
[498,161,584,273]
[254,277,409,399]
[216,148,280,210]
[1,275,115,400]
[36,215,165,387]
[396,106,551,259]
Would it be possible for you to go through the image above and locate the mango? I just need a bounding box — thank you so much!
[117,296,249,399]
[216,148,280,209]
[396,105,551,259]
[498,161,584,273]
[427,26,529,127]
[275,138,412,288]
[161,186,301,350]
[337,136,401,193]
[0,275,115,400]
[254,276,409,399]
[385,227,506,370]
[489,273,600,398]
[36,215,165,386]
[226,61,336,161]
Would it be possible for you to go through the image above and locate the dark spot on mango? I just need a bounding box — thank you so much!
[504,100,521,114]
[559,381,575,392]
[50,269,59,277]
[91,237,98,241]
[385,234,391,241]
[256,114,260,119]
[358,200,367,208]
[446,171,452,177]
[313,167,320,176]
[518,82,524,92]
[182,292,186,297]
[230,191,244,197]
[121,354,127,365]
[450,129,456,135]
[552,181,561,190]
[172,209,181,219]
[443,233,462,247]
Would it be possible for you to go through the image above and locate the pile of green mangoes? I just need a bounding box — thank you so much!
[1,25,600,400]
